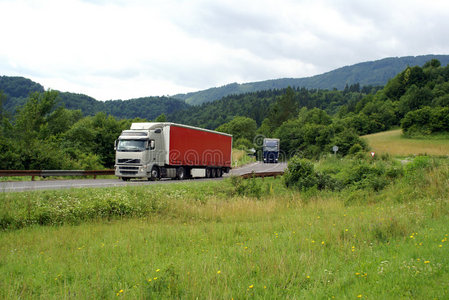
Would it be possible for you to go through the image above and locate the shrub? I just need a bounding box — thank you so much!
[285,156,407,194]
[230,175,263,199]
[405,155,432,173]
[348,143,363,156]
[283,156,318,190]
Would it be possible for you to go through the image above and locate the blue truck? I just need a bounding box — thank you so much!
[262,138,280,163]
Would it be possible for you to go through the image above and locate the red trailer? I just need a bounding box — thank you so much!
[168,124,232,168]
[115,122,232,180]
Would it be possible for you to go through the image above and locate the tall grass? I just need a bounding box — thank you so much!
[1,160,448,299]
[232,148,257,167]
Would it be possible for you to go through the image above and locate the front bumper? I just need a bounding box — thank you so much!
[115,165,148,177]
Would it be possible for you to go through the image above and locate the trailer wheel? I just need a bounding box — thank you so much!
[205,168,211,178]
[210,168,216,178]
[150,166,160,181]
[216,168,222,177]
[177,167,186,180]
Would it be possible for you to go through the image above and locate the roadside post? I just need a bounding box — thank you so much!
[333,145,339,156]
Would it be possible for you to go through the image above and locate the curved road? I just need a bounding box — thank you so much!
[0,162,287,192]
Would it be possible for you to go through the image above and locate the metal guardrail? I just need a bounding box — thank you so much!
[0,169,283,181]
[240,171,284,179]
[0,170,115,180]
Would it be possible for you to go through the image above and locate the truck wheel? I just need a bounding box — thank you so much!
[121,177,130,181]
[150,166,160,181]
[177,167,186,180]
[216,168,222,177]
[210,168,216,178]
[205,168,211,178]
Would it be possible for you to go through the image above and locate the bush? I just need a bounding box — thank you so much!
[405,155,432,173]
[285,156,406,193]
[283,156,318,190]
[230,175,263,199]
[348,143,363,156]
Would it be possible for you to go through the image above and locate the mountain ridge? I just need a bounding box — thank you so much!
[173,54,449,105]
[2,54,449,118]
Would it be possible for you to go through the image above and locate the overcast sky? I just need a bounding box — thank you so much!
[1,0,448,100]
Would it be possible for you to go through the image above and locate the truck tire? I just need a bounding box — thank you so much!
[205,168,211,178]
[210,168,216,178]
[121,177,130,181]
[150,166,160,181]
[216,168,222,177]
[177,167,186,180]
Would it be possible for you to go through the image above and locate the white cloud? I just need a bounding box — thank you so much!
[0,0,448,100]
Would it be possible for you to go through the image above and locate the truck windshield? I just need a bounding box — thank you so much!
[264,140,279,151]
[117,139,147,152]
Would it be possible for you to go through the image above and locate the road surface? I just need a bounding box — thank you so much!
[0,162,288,192]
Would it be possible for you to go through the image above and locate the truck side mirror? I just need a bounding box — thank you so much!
[114,140,118,150]
[150,140,155,150]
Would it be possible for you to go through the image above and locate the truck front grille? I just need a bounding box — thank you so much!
[118,166,139,175]
[118,159,141,164]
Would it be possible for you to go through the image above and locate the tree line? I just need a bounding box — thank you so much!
[0,59,448,170]
[212,59,449,157]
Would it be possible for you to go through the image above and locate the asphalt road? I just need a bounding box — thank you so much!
[0,162,288,192]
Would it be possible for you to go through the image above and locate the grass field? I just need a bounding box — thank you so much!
[1,157,449,299]
[1,135,449,299]
[361,129,449,156]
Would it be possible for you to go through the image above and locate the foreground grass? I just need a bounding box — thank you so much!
[1,163,449,299]
[361,129,449,156]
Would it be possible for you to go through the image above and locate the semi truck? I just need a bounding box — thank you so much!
[115,122,232,181]
[262,138,280,163]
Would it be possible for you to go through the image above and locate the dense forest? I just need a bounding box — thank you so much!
[211,59,449,156]
[3,55,449,117]
[0,59,448,170]
[168,86,380,129]
[0,76,189,120]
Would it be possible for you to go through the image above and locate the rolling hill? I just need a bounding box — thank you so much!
[2,54,449,118]
[0,76,190,120]
[173,55,449,105]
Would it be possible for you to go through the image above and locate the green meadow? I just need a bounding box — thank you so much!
[1,153,449,299]
[361,129,449,156]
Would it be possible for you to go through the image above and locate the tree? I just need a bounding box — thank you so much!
[269,86,298,127]
[154,113,167,122]
[0,91,5,124]
[330,129,367,156]
[65,112,127,168]
[398,85,432,117]
[14,90,59,140]
[216,116,257,145]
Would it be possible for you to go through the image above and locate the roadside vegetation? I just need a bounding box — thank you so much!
[1,59,449,298]
[1,154,448,298]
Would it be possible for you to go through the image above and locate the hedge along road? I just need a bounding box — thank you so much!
[0,162,288,192]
